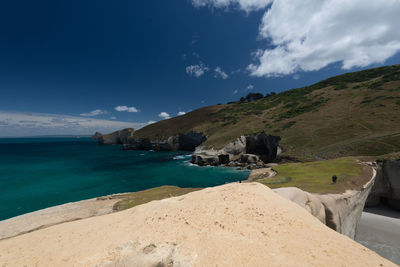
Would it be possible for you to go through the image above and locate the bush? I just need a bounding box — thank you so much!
[245,92,264,102]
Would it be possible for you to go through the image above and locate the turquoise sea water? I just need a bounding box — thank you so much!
[0,138,249,220]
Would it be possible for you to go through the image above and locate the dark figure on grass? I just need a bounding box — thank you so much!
[332,175,338,184]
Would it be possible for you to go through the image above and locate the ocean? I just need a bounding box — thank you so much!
[0,137,249,220]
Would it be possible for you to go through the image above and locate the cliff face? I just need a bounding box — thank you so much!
[92,128,135,145]
[92,129,206,152]
[273,166,376,239]
[366,160,400,210]
[191,133,281,167]
[123,131,206,152]
[0,183,394,266]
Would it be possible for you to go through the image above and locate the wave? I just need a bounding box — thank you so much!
[172,154,192,160]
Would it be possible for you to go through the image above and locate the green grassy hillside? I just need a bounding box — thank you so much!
[133,64,400,160]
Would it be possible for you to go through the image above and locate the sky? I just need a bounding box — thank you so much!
[1,0,400,136]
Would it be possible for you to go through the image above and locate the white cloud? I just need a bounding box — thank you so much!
[0,111,145,137]
[147,120,156,124]
[186,63,209,77]
[158,112,171,120]
[214,67,229,79]
[192,0,273,12]
[193,0,400,77]
[177,111,186,116]
[233,89,238,94]
[80,109,107,117]
[246,84,254,91]
[110,116,117,120]
[248,0,400,77]
[114,106,140,113]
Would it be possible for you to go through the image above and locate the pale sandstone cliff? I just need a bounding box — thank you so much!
[0,183,395,267]
[272,166,376,239]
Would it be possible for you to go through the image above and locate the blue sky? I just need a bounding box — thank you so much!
[1,0,400,136]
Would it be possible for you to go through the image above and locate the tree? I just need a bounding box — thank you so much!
[245,93,263,102]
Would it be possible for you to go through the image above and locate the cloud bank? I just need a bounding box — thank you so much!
[80,109,108,117]
[192,0,272,12]
[0,111,145,137]
[193,0,400,77]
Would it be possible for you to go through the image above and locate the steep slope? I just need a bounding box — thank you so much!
[133,64,400,160]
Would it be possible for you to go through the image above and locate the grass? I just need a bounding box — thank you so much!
[257,158,369,194]
[113,186,201,211]
[131,64,400,159]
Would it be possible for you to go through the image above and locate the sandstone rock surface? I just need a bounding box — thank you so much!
[273,167,376,239]
[0,183,395,267]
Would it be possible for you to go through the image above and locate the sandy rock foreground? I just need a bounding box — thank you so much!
[0,183,396,267]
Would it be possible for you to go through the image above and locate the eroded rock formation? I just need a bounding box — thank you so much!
[273,166,376,239]
[123,131,206,152]
[0,183,394,266]
[91,128,135,145]
[191,133,281,167]
[93,129,206,152]
[366,160,400,210]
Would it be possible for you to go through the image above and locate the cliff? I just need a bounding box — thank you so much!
[274,168,375,239]
[190,133,281,167]
[0,183,394,266]
[250,159,376,239]
[366,160,400,210]
[92,128,135,145]
[123,131,206,152]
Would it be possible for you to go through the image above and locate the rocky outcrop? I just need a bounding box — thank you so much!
[92,129,206,152]
[273,166,376,239]
[366,160,400,210]
[0,183,394,266]
[123,131,206,152]
[92,128,135,145]
[191,133,280,167]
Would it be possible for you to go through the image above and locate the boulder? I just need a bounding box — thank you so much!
[191,154,219,166]
[240,154,259,164]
